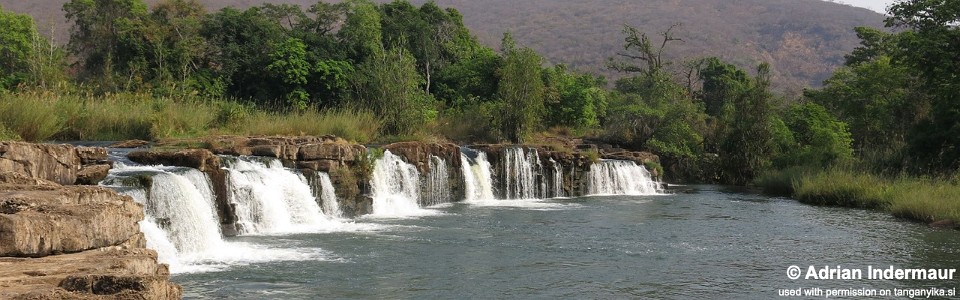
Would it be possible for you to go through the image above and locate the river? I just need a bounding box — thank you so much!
[170,185,960,299]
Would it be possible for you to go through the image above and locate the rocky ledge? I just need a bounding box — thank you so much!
[0,142,180,299]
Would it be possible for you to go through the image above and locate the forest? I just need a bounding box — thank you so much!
[1,0,959,222]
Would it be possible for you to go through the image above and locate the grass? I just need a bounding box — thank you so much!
[0,91,380,143]
[755,167,960,227]
[238,108,380,143]
[792,168,889,209]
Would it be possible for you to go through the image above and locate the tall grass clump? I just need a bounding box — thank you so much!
[238,108,380,143]
[148,97,218,139]
[0,92,63,141]
[754,166,811,196]
[792,168,889,209]
[55,93,154,140]
[885,179,960,223]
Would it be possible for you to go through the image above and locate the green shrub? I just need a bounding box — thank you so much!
[643,161,664,179]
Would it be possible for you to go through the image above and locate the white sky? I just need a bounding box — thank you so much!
[836,0,897,14]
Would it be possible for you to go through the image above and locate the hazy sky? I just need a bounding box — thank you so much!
[838,0,897,14]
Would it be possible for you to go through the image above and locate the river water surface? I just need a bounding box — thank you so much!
[173,185,960,299]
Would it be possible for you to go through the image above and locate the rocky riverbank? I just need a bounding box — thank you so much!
[0,142,181,299]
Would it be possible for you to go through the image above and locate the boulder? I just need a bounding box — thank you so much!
[75,164,112,185]
[75,147,108,164]
[128,149,221,173]
[0,181,143,257]
[0,142,80,185]
[0,247,181,299]
[299,142,360,161]
[0,172,59,188]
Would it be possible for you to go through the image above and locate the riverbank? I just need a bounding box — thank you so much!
[755,167,960,229]
[0,142,181,298]
[0,91,380,143]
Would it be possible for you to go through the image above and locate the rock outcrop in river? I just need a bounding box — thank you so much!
[0,142,181,299]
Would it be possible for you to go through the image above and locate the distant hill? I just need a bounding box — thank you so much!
[1,0,885,92]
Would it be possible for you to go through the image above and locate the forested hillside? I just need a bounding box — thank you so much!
[1,0,885,90]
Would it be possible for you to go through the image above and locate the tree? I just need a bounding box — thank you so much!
[203,7,285,102]
[497,34,544,143]
[604,24,707,181]
[144,0,207,92]
[267,38,311,110]
[607,24,682,78]
[719,63,777,185]
[542,65,608,128]
[884,0,960,171]
[0,6,38,90]
[775,102,853,168]
[807,56,923,157]
[338,0,382,62]
[64,0,149,90]
[353,46,431,135]
[698,57,749,117]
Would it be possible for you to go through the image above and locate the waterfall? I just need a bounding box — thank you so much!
[370,150,429,217]
[103,160,335,274]
[550,158,565,198]
[102,165,225,271]
[315,173,342,218]
[503,148,545,199]
[423,156,450,206]
[587,160,661,195]
[461,151,495,202]
[223,156,331,234]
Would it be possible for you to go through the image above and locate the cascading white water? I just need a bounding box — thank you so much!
[503,148,545,199]
[550,158,565,198]
[316,173,342,218]
[103,161,337,274]
[102,165,225,271]
[370,150,427,217]
[224,157,330,234]
[148,170,225,254]
[423,156,450,206]
[587,160,661,195]
[461,151,495,202]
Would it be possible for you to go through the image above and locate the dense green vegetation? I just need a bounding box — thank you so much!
[0,0,886,91]
[0,1,958,225]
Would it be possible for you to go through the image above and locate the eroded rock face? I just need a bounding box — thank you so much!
[0,147,181,299]
[0,175,143,257]
[0,142,113,186]
[0,247,181,299]
[76,164,112,185]
[0,142,80,185]
[128,149,221,173]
